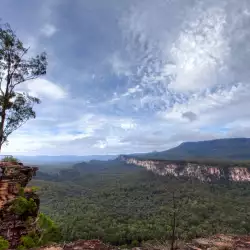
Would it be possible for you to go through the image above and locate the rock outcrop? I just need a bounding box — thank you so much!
[120,156,250,182]
[34,234,250,250]
[185,234,250,250]
[34,240,116,250]
[0,161,38,248]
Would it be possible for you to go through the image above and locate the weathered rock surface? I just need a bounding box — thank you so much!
[185,234,250,250]
[33,234,250,250]
[120,156,250,182]
[0,161,38,248]
[33,240,116,250]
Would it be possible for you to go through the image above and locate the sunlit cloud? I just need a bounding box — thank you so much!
[1,0,250,155]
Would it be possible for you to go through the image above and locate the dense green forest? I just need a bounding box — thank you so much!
[31,160,250,248]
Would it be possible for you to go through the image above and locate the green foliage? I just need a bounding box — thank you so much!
[38,213,61,244]
[32,161,250,247]
[31,186,39,192]
[0,21,47,148]
[0,237,9,250]
[11,196,37,216]
[18,187,25,196]
[1,155,19,163]
[131,240,139,247]
[18,235,38,250]
[17,213,61,249]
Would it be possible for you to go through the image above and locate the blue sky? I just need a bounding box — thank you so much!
[1,0,250,155]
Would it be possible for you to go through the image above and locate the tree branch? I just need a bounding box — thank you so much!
[9,75,39,93]
[9,47,29,80]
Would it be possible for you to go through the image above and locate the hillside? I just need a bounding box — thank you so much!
[29,138,250,248]
[32,159,250,248]
[135,138,250,161]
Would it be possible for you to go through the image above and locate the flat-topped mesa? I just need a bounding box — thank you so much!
[121,157,250,182]
[0,161,39,248]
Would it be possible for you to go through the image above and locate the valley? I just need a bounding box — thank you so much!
[32,153,250,248]
[2,138,250,249]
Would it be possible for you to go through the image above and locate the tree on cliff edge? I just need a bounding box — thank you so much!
[0,22,47,151]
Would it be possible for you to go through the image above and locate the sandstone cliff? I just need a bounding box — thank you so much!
[119,156,250,182]
[0,161,39,248]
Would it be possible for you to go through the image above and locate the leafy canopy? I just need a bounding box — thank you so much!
[0,22,47,149]
[17,213,61,249]
[0,236,9,250]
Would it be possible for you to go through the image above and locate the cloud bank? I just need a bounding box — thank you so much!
[1,0,250,155]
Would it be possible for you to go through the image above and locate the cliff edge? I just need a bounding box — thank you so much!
[120,156,250,182]
[0,161,39,248]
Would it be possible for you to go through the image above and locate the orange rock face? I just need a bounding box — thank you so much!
[0,162,38,248]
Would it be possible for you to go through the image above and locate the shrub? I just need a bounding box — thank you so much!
[31,186,39,192]
[0,236,9,250]
[17,213,61,249]
[18,235,38,250]
[131,239,139,247]
[18,187,25,196]
[38,213,61,244]
[11,197,37,216]
[1,155,19,163]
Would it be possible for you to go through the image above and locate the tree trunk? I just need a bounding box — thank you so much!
[0,53,11,152]
[0,103,6,152]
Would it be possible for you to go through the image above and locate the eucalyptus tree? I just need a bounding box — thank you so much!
[0,22,47,150]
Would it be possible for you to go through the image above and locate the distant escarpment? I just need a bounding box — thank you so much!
[119,156,250,182]
[0,161,39,248]
[131,138,250,161]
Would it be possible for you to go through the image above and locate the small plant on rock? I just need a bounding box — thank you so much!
[1,155,19,163]
[0,236,9,250]
[17,213,61,249]
[11,196,37,216]
[17,235,38,250]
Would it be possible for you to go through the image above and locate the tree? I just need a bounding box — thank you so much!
[0,22,47,151]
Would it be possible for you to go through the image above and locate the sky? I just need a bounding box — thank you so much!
[1,0,250,156]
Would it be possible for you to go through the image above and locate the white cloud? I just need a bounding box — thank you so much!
[109,53,131,77]
[3,81,250,155]
[2,111,139,155]
[120,121,136,130]
[168,6,229,92]
[3,0,250,156]
[122,85,142,97]
[118,0,250,113]
[18,79,68,100]
[41,23,57,37]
